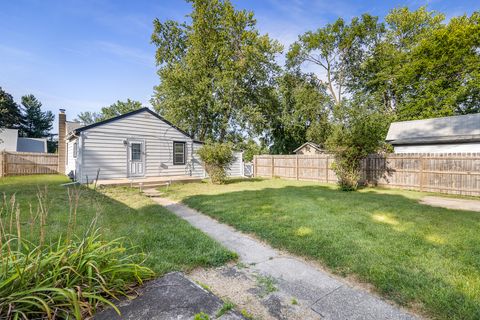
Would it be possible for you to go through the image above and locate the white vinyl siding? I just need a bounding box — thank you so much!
[66,138,78,175]
[76,110,205,183]
[394,143,480,153]
[227,151,243,177]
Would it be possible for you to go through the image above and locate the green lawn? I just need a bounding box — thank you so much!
[162,178,480,320]
[0,175,235,275]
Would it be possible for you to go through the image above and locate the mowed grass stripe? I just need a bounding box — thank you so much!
[163,178,480,320]
[0,175,236,275]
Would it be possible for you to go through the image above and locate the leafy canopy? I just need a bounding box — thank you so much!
[151,0,282,142]
[76,99,143,125]
[0,87,23,129]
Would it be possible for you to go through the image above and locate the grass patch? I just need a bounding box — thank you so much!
[254,274,278,297]
[0,175,236,275]
[216,299,235,317]
[162,178,480,320]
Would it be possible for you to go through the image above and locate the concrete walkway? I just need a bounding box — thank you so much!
[420,196,480,212]
[147,189,419,320]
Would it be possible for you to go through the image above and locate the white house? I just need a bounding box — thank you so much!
[0,128,48,153]
[386,113,480,153]
[59,108,243,183]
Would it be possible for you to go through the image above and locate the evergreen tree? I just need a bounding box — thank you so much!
[0,87,23,129]
[19,94,54,137]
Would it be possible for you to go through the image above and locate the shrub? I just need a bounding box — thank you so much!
[326,100,390,191]
[197,143,234,184]
[0,188,154,319]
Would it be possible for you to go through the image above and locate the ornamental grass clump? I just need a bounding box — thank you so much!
[0,187,154,320]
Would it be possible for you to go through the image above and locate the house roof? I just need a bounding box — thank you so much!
[386,113,480,145]
[72,107,203,143]
[293,142,324,153]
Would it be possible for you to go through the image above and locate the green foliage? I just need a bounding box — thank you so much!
[344,7,480,119]
[0,87,22,129]
[193,312,210,320]
[216,300,235,317]
[236,139,268,162]
[240,309,254,320]
[0,175,237,276]
[254,274,277,297]
[76,99,143,125]
[197,143,234,184]
[287,14,383,106]
[151,0,282,142]
[99,99,143,120]
[267,72,332,154]
[326,99,390,191]
[395,11,480,117]
[19,94,54,138]
[0,191,154,319]
[76,111,101,125]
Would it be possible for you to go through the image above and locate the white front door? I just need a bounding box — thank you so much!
[128,140,145,177]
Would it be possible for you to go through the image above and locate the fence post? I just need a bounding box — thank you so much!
[0,152,3,177]
[419,154,425,191]
[326,156,329,183]
[253,156,257,177]
[2,152,7,177]
[271,155,274,178]
[295,155,299,180]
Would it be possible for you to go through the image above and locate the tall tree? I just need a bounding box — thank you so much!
[267,72,332,154]
[75,111,101,125]
[98,99,143,121]
[75,99,143,125]
[0,87,23,129]
[393,11,480,118]
[287,14,383,106]
[151,0,282,142]
[19,94,54,138]
[353,7,445,117]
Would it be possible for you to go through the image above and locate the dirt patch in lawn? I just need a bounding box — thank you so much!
[189,263,321,320]
[420,196,480,212]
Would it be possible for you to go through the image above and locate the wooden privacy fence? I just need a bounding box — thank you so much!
[0,151,59,177]
[253,153,480,196]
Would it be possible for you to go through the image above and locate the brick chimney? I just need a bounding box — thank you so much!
[58,109,66,174]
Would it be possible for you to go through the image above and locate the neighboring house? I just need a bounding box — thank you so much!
[0,128,47,153]
[386,113,480,153]
[293,142,325,155]
[59,108,243,183]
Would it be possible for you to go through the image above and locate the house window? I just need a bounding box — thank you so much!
[131,143,141,161]
[73,142,78,158]
[173,141,185,165]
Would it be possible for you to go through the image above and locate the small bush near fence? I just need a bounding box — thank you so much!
[197,143,234,184]
[0,187,154,319]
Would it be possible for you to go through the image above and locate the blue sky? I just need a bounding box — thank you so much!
[1,0,479,131]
